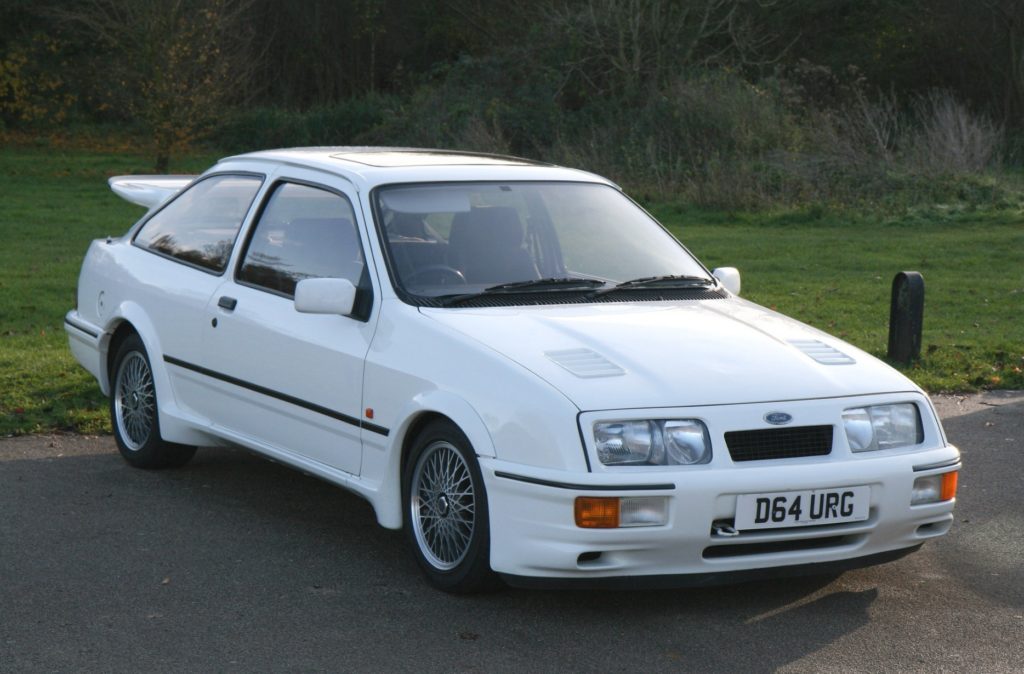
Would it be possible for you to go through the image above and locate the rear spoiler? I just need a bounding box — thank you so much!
[108,175,196,209]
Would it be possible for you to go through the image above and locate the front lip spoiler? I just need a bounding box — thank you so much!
[499,544,922,590]
[494,470,675,491]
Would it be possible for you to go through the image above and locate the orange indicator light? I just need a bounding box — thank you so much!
[575,497,620,528]
[365,408,374,419]
[941,471,958,501]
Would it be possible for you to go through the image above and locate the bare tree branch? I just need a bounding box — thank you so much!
[49,0,257,170]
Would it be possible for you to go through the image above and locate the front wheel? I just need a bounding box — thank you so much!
[110,333,195,469]
[403,420,499,593]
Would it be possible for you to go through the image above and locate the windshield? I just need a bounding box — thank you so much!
[374,182,711,302]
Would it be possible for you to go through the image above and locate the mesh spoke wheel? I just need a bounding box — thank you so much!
[108,333,195,469]
[113,351,155,450]
[410,440,476,571]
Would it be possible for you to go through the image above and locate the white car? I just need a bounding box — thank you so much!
[66,148,960,592]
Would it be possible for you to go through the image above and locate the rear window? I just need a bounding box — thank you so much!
[134,174,263,273]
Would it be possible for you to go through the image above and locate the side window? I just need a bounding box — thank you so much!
[135,174,262,273]
[237,182,365,297]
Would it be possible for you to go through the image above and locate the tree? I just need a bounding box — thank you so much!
[53,0,256,171]
[547,0,790,101]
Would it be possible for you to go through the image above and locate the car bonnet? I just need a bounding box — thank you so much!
[420,298,917,411]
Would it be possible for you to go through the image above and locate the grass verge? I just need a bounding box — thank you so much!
[652,203,1024,393]
[0,146,217,436]
[1,147,1021,436]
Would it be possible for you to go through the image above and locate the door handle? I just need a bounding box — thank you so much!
[218,296,238,311]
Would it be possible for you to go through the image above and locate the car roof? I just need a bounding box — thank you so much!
[220,147,617,190]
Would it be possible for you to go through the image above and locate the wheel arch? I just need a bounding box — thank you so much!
[103,304,168,397]
[372,391,496,530]
[102,303,210,446]
[395,401,499,592]
[105,320,138,382]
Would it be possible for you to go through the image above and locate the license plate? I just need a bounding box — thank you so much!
[734,486,870,530]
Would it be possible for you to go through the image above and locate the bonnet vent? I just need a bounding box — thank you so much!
[788,339,856,365]
[545,348,625,378]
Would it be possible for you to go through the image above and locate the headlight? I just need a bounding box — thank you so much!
[842,403,922,452]
[594,419,711,466]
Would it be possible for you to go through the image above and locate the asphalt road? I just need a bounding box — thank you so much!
[1,392,1021,673]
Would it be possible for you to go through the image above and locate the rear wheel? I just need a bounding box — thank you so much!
[403,420,499,593]
[110,334,195,469]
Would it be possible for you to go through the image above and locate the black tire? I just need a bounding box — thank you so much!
[403,419,500,593]
[109,333,196,469]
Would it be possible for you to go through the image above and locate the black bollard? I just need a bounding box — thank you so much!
[887,272,925,364]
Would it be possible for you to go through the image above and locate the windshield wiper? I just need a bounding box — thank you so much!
[593,274,715,295]
[438,277,607,306]
[484,277,608,292]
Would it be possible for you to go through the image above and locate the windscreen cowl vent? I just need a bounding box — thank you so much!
[546,348,625,378]
[788,339,856,365]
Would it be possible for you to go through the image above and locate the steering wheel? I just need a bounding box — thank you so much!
[405,265,468,287]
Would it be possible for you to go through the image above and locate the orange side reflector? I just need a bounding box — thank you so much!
[575,497,620,528]
[941,471,958,501]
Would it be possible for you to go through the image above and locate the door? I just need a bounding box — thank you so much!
[128,173,265,417]
[196,174,376,475]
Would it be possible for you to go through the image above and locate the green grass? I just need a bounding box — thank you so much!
[0,147,218,436]
[650,203,1024,393]
[1,146,1022,436]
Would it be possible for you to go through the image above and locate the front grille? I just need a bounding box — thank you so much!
[725,425,833,462]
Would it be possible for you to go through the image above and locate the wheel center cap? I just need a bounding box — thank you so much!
[437,494,451,517]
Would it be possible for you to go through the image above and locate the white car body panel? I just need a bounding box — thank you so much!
[420,299,916,412]
[66,147,959,586]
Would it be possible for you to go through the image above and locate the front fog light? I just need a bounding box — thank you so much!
[575,496,668,528]
[619,496,669,527]
[912,471,958,505]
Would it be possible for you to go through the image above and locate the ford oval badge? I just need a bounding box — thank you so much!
[764,412,793,425]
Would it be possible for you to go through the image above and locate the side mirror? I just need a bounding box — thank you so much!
[712,267,741,296]
[294,277,357,316]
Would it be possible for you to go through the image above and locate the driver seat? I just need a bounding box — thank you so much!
[447,206,540,284]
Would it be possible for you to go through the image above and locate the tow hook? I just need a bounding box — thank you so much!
[712,521,740,537]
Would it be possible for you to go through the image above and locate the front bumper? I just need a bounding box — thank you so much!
[481,444,959,583]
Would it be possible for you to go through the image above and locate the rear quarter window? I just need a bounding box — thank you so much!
[134,174,263,273]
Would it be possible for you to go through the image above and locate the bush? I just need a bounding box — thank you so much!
[766,87,1010,208]
[907,90,1003,176]
[0,34,77,128]
[205,67,1017,212]
[212,94,400,153]
[550,72,802,205]
[366,52,563,156]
